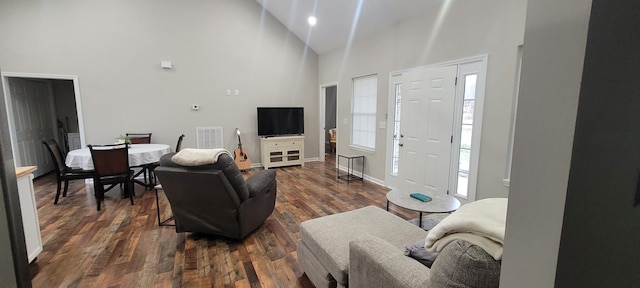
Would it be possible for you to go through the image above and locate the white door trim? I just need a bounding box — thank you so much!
[453,57,488,204]
[1,72,86,162]
[384,72,403,189]
[319,82,338,162]
[385,55,488,201]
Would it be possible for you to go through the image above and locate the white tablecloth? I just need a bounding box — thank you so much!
[65,144,172,170]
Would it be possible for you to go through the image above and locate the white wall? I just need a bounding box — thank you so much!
[500,0,592,286]
[318,0,527,198]
[0,0,319,160]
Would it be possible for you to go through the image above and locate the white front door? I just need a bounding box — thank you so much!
[9,78,55,177]
[397,66,457,194]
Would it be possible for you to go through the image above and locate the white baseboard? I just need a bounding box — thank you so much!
[251,159,388,188]
[253,157,319,169]
[337,165,387,187]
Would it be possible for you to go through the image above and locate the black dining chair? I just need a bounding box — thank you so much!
[126,132,155,188]
[42,140,95,204]
[88,144,134,211]
[175,134,185,152]
[146,133,186,189]
[126,132,152,144]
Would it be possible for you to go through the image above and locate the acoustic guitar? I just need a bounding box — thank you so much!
[234,128,252,170]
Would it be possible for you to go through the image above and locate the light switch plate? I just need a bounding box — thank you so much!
[161,61,173,69]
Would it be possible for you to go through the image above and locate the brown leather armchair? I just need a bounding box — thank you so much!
[154,152,276,240]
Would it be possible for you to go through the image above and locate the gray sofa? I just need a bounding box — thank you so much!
[298,206,501,288]
[154,152,276,240]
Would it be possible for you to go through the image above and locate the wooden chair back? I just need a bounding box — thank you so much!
[126,133,152,144]
[88,144,130,176]
[43,140,66,174]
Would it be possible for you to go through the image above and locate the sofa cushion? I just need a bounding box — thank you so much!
[349,234,432,287]
[299,206,427,286]
[429,240,501,288]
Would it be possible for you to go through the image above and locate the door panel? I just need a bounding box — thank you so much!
[9,78,54,177]
[397,66,457,194]
[404,150,418,185]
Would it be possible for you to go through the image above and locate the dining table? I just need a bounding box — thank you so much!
[65,143,172,171]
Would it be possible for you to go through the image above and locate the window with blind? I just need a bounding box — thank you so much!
[351,75,378,150]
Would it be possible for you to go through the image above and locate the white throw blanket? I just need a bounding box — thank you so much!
[425,198,508,260]
[171,148,233,166]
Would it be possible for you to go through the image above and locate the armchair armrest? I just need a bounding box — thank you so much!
[237,169,277,238]
[246,170,276,198]
[349,234,431,288]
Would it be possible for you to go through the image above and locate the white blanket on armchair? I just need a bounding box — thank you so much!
[425,198,508,260]
[171,148,233,166]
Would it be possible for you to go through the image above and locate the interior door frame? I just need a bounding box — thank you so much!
[1,72,86,164]
[0,66,31,288]
[318,82,338,162]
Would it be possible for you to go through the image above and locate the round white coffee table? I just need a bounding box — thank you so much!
[386,190,461,228]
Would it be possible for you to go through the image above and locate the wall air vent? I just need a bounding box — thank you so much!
[196,127,224,149]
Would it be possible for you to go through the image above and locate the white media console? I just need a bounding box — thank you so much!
[260,135,305,169]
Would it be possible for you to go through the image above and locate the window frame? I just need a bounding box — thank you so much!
[350,74,378,151]
[390,82,402,176]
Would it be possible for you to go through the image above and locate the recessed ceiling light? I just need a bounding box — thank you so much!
[308,16,317,26]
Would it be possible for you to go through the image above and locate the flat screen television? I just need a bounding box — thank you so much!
[257,107,304,136]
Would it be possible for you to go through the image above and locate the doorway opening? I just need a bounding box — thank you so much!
[1,73,85,178]
[319,83,337,162]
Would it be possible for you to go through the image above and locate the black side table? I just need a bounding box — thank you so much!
[337,154,365,182]
[154,184,175,227]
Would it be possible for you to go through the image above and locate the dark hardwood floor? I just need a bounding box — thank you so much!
[29,155,413,287]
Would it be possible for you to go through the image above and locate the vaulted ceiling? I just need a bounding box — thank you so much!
[256,0,442,55]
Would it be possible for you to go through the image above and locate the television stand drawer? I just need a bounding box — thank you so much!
[267,140,301,149]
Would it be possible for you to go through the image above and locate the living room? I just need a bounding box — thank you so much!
[1,0,638,287]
